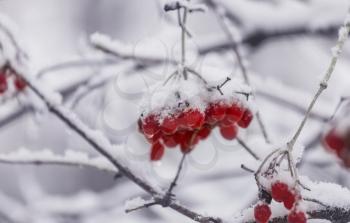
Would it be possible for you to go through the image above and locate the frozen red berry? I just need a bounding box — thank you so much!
[184,109,204,129]
[162,134,177,148]
[205,102,226,123]
[0,74,7,94]
[287,210,306,223]
[283,190,297,210]
[324,129,345,155]
[161,116,178,134]
[14,76,26,91]
[198,125,211,140]
[254,203,271,223]
[226,102,244,122]
[219,125,238,140]
[271,181,289,202]
[238,109,253,128]
[150,141,165,161]
[142,114,159,137]
[146,131,162,144]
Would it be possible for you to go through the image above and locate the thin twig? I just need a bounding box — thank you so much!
[237,137,260,160]
[288,14,350,150]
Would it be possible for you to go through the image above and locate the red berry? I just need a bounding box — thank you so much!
[219,116,235,127]
[287,210,306,223]
[180,131,199,153]
[271,181,289,203]
[219,125,238,140]
[142,114,159,137]
[198,125,211,140]
[162,134,177,148]
[238,109,253,128]
[226,102,244,122]
[150,141,165,161]
[205,102,226,123]
[324,129,345,155]
[254,203,271,223]
[146,131,162,144]
[184,109,204,129]
[14,76,26,91]
[161,116,178,134]
[283,190,297,210]
[0,74,7,94]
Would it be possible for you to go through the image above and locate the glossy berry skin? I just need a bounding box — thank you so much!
[324,129,345,155]
[198,125,211,140]
[142,115,159,137]
[271,181,289,202]
[205,103,226,123]
[219,125,238,140]
[150,141,165,161]
[14,76,26,91]
[226,103,244,122]
[0,74,7,94]
[146,131,162,144]
[184,109,204,129]
[238,109,253,128]
[283,190,297,210]
[287,211,307,223]
[162,134,177,148]
[161,116,178,135]
[254,203,271,223]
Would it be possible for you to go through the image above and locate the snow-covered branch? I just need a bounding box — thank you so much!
[0,148,117,174]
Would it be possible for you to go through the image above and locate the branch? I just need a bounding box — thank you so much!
[0,148,118,174]
[90,33,176,65]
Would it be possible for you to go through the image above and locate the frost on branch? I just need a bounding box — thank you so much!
[0,148,116,173]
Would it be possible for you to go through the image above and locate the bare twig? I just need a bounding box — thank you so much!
[288,13,350,150]
[237,137,260,160]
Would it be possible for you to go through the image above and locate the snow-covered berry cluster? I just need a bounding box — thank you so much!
[254,180,306,223]
[323,123,350,167]
[137,76,252,161]
[0,66,26,94]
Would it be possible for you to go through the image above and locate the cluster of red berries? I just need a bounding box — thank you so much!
[254,181,306,223]
[138,100,253,161]
[323,127,350,167]
[0,67,26,94]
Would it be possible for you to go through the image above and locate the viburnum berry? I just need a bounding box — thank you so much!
[142,114,159,137]
[323,129,345,155]
[283,190,297,210]
[287,210,307,223]
[271,181,289,202]
[183,109,204,129]
[146,131,162,144]
[162,134,177,148]
[254,203,271,223]
[197,125,211,140]
[238,109,253,128]
[161,116,178,135]
[219,124,238,140]
[14,76,26,91]
[205,102,226,123]
[150,141,165,161]
[0,74,7,94]
[226,102,244,122]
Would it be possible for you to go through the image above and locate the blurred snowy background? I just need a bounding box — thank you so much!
[0,0,350,222]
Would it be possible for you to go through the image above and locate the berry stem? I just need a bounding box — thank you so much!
[288,12,350,151]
